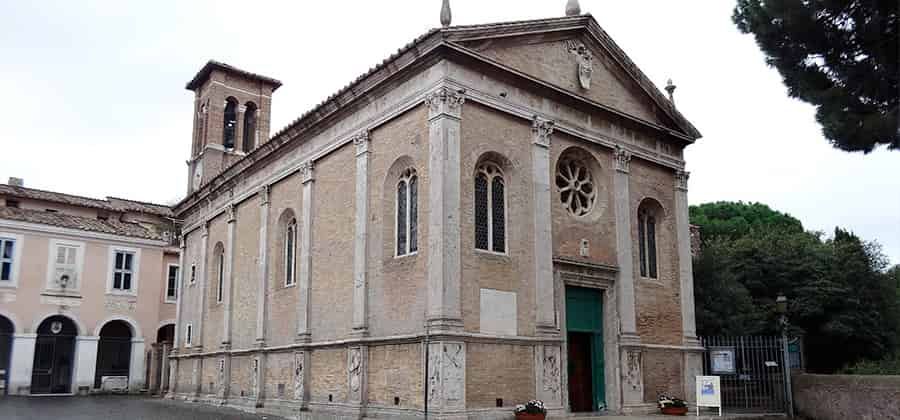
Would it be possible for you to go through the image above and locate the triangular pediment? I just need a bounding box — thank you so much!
[445,16,700,139]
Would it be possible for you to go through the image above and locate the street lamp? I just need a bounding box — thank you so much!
[776,294,794,417]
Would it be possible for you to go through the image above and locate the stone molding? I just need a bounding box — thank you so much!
[427,341,465,411]
[259,184,270,205]
[352,130,370,156]
[299,160,314,184]
[225,203,236,223]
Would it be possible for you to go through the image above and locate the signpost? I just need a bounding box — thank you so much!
[696,375,722,416]
[709,347,736,375]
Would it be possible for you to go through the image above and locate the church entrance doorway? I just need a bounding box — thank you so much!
[565,286,605,412]
[31,315,77,394]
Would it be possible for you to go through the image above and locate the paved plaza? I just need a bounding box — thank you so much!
[0,396,284,420]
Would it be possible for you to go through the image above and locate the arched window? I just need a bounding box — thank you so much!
[396,169,418,256]
[474,163,506,253]
[242,102,257,152]
[215,244,225,302]
[637,200,661,279]
[223,97,238,149]
[284,218,297,286]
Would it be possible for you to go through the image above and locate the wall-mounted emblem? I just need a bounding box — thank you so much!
[565,40,593,90]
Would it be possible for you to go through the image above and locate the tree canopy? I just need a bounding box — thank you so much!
[691,201,899,372]
[733,0,899,153]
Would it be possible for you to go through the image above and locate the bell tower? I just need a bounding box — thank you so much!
[185,60,281,194]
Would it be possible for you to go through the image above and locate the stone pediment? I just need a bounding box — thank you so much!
[445,15,700,140]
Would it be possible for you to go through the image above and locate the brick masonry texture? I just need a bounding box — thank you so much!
[366,344,423,409]
[641,348,683,402]
[466,343,535,409]
[232,196,260,349]
[264,351,294,401]
[309,348,347,403]
[265,171,302,347]
[368,106,429,337]
[460,103,536,336]
[309,145,355,341]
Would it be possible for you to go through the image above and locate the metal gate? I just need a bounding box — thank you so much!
[701,336,789,414]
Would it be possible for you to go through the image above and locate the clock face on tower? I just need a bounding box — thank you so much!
[192,165,203,190]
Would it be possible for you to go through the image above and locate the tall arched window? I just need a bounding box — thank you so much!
[223,97,238,149]
[284,218,297,286]
[474,163,506,253]
[396,169,418,256]
[215,244,225,302]
[242,102,257,152]
[637,201,660,279]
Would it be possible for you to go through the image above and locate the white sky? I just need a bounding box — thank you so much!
[1,0,898,265]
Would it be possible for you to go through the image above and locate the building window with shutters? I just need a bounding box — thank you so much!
[166,264,179,303]
[46,239,84,293]
[474,162,506,254]
[108,246,140,295]
[396,168,418,257]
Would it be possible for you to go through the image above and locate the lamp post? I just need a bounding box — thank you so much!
[775,294,794,417]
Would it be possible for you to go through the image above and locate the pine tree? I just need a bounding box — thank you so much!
[733,0,899,152]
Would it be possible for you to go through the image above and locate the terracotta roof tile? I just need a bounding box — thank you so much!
[0,184,173,217]
[186,60,282,91]
[0,207,168,241]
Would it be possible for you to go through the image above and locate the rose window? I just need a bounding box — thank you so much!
[556,158,595,217]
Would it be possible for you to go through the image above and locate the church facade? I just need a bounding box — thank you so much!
[168,13,703,419]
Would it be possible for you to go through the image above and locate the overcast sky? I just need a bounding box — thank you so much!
[1,1,898,265]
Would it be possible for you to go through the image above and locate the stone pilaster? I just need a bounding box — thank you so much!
[426,341,466,413]
[196,221,210,351]
[352,131,370,336]
[223,203,236,347]
[256,185,270,345]
[192,357,202,399]
[613,145,643,408]
[425,87,465,331]
[174,237,186,348]
[252,354,265,407]
[296,161,314,341]
[675,169,704,403]
[532,116,558,335]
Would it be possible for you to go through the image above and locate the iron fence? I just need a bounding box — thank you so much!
[700,336,789,414]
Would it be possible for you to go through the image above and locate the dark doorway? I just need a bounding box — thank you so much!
[0,315,13,395]
[156,324,174,344]
[567,332,594,411]
[31,315,77,394]
[565,286,605,411]
[94,321,132,389]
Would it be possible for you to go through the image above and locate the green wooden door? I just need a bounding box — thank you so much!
[565,286,606,411]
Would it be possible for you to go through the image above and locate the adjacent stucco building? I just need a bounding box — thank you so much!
[168,12,703,419]
[0,179,179,395]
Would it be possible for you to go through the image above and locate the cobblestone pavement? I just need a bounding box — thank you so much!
[0,396,285,420]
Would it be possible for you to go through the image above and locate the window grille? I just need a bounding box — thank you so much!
[556,157,595,217]
[474,163,506,253]
[396,169,418,256]
[285,219,297,286]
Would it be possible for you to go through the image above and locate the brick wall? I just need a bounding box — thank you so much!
[367,343,423,409]
[642,348,683,402]
[466,343,535,409]
[309,348,347,403]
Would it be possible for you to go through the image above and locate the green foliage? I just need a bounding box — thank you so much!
[841,354,900,375]
[732,0,899,153]
[690,202,900,372]
[689,201,804,243]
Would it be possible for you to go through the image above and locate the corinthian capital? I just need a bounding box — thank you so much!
[614,145,632,173]
[353,130,370,156]
[675,170,690,191]
[425,87,465,119]
[299,160,315,184]
[532,116,555,148]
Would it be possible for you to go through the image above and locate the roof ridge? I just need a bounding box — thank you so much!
[106,196,172,208]
[1,184,113,207]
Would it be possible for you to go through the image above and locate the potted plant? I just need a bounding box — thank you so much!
[514,400,547,420]
[658,394,688,416]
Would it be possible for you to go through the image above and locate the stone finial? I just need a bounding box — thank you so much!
[665,78,677,104]
[440,0,452,27]
[565,0,581,16]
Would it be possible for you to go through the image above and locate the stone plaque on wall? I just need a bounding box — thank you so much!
[479,288,517,336]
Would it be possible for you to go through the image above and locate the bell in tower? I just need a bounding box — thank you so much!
[184,60,281,194]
